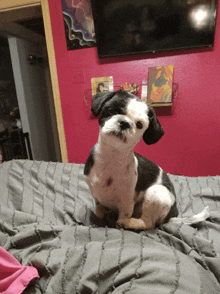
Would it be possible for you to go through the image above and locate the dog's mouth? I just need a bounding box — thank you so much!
[109,130,127,143]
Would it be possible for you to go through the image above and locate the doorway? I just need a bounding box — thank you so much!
[0,9,61,162]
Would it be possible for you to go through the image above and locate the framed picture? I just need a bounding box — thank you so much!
[91,76,114,96]
[147,65,174,105]
[61,0,96,50]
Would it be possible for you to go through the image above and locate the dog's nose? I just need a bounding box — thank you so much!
[119,120,131,130]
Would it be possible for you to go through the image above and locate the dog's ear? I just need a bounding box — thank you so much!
[143,107,164,145]
[91,91,116,117]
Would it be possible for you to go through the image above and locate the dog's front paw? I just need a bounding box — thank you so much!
[116,218,147,230]
[116,218,130,229]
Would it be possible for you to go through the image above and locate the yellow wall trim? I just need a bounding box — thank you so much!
[41,0,68,163]
[0,4,42,24]
[0,0,40,10]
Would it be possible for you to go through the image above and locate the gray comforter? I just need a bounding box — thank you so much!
[0,160,220,293]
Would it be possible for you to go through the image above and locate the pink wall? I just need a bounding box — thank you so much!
[48,0,220,176]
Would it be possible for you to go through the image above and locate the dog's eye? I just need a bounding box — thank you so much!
[136,121,143,129]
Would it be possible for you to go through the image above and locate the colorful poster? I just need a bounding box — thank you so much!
[147,65,174,104]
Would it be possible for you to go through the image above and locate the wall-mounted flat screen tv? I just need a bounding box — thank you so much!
[91,0,218,58]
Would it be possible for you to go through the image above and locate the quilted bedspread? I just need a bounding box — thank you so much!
[0,160,220,293]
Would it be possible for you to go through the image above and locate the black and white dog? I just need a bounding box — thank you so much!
[84,90,209,230]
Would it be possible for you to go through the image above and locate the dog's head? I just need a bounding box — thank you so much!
[91,90,164,149]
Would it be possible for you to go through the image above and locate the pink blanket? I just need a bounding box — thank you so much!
[0,247,39,294]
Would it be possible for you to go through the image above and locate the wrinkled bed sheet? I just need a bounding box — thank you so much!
[0,160,220,294]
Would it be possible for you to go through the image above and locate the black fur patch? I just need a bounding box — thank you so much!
[162,172,178,220]
[134,152,160,193]
[99,91,128,127]
[143,107,164,145]
[84,146,95,175]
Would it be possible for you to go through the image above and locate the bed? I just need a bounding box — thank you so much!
[0,159,220,293]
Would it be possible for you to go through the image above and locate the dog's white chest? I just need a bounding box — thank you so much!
[86,156,137,210]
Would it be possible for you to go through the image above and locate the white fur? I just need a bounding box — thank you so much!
[140,184,176,229]
[86,144,137,218]
[126,98,149,127]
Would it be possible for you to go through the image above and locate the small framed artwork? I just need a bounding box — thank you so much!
[91,76,114,96]
[147,65,174,105]
[61,0,96,50]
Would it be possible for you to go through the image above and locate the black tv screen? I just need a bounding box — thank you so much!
[91,0,218,58]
